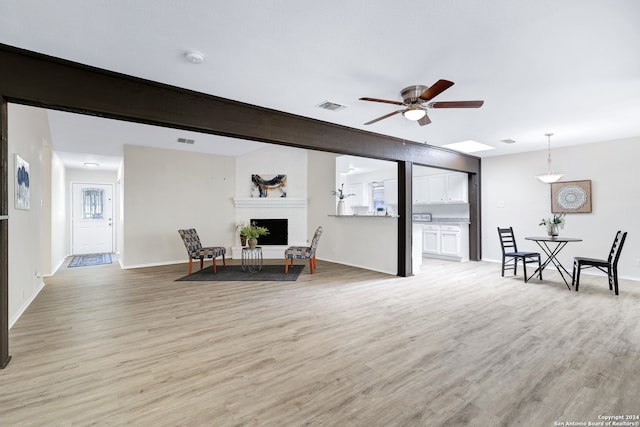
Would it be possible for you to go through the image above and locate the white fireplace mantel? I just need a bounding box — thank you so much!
[233,198,307,208]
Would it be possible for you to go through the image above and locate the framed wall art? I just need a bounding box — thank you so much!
[251,174,287,198]
[15,154,30,210]
[551,180,591,213]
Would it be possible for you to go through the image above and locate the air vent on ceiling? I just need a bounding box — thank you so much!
[177,137,195,145]
[500,139,516,144]
[317,101,347,112]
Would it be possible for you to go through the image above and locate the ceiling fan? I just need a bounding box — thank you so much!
[359,79,484,126]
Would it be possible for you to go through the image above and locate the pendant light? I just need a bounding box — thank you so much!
[536,133,564,183]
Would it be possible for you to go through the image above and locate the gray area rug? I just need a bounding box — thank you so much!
[68,253,113,268]
[176,264,304,281]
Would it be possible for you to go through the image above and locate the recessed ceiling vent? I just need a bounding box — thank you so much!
[501,139,516,144]
[177,137,195,145]
[317,101,347,112]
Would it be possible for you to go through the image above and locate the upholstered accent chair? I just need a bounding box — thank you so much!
[497,226,542,282]
[284,226,323,274]
[178,228,226,274]
[572,230,627,295]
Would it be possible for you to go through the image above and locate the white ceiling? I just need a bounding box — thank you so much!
[2,1,640,170]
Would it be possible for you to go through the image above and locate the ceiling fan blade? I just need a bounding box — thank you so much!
[419,79,454,101]
[359,97,405,106]
[363,110,404,125]
[418,113,431,126]
[428,100,484,108]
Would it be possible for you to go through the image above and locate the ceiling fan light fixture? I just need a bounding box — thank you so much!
[536,133,564,183]
[402,106,426,121]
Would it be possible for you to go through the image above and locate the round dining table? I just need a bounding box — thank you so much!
[524,236,583,289]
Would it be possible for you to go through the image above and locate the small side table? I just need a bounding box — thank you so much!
[241,246,263,273]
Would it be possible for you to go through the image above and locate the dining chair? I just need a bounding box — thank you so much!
[497,227,542,282]
[284,226,323,274]
[178,228,226,274]
[572,230,627,295]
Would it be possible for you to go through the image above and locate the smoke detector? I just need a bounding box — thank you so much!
[184,51,205,64]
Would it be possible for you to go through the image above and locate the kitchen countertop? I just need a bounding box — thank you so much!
[414,218,470,224]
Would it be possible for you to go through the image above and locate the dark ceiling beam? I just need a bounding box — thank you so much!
[0,43,479,174]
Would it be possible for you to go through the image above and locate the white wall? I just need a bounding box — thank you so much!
[121,145,236,268]
[235,144,307,198]
[308,150,398,275]
[7,104,50,327]
[482,138,640,281]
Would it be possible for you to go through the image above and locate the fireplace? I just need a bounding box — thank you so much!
[250,218,288,245]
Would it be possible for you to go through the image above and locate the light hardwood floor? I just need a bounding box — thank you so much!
[1,258,639,426]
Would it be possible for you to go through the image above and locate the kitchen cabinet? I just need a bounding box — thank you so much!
[427,172,468,204]
[421,223,468,261]
[422,225,441,255]
[347,183,368,207]
[384,179,397,205]
[440,225,461,257]
[412,175,430,204]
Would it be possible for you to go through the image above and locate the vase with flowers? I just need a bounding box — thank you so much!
[239,222,269,248]
[332,183,355,216]
[539,213,566,237]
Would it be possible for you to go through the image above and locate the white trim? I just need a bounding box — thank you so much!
[0,215,8,220]
[9,280,45,329]
[233,198,307,208]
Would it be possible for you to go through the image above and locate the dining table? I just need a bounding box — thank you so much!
[524,236,583,289]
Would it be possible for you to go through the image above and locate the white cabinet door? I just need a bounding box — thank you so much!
[422,225,440,254]
[413,175,429,204]
[428,173,468,203]
[446,173,468,203]
[384,179,398,205]
[428,175,447,203]
[440,225,461,257]
[347,183,363,206]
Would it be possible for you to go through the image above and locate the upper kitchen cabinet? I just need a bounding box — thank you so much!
[428,172,468,204]
[413,175,430,204]
[384,179,398,205]
[347,183,369,207]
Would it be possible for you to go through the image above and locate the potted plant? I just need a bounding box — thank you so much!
[239,222,269,248]
[539,213,566,237]
[332,183,355,216]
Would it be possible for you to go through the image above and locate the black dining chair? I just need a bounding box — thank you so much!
[497,227,542,282]
[572,230,627,295]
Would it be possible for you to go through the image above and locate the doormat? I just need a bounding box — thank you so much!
[176,264,304,282]
[68,253,113,268]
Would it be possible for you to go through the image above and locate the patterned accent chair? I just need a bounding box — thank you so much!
[178,229,226,274]
[284,226,323,274]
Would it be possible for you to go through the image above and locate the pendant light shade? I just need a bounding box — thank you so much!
[536,133,564,183]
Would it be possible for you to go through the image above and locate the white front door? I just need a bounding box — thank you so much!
[72,183,114,255]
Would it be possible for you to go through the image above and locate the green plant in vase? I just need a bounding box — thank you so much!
[240,222,269,248]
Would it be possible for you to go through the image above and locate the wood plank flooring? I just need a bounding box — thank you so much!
[1,259,639,426]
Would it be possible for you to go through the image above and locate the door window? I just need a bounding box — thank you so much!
[82,188,104,220]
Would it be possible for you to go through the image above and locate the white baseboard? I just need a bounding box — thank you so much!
[9,280,45,329]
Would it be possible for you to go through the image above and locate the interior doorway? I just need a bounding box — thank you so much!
[71,183,114,255]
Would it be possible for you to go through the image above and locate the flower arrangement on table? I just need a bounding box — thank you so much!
[539,213,566,236]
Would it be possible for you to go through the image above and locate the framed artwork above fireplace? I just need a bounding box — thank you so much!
[251,174,287,198]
